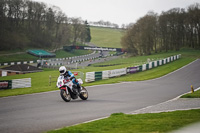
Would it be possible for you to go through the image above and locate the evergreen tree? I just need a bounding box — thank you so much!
[85,20,91,42]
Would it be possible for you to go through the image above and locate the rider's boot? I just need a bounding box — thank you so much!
[72,79,81,92]
[77,84,81,92]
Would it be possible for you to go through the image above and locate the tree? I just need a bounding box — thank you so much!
[70,17,83,45]
[84,20,91,42]
[121,3,200,55]
[121,12,157,55]
[187,3,200,49]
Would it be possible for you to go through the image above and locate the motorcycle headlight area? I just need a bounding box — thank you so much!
[58,81,62,86]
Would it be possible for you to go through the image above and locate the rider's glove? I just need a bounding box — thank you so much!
[70,77,74,80]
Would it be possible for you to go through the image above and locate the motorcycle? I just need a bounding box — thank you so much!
[56,76,88,102]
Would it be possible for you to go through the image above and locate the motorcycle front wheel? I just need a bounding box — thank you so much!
[60,89,71,102]
[79,86,88,100]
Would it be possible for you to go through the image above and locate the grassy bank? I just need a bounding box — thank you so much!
[181,90,200,98]
[0,53,38,63]
[0,49,92,63]
[0,49,199,97]
[47,109,200,133]
[90,27,124,48]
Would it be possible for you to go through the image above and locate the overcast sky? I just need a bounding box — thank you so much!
[34,0,200,26]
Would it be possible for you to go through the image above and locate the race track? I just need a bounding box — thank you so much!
[0,59,200,133]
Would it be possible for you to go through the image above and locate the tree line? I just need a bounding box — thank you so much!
[0,0,91,51]
[121,3,200,55]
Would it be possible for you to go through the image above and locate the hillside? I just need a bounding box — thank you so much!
[0,27,123,63]
[90,27,124,48]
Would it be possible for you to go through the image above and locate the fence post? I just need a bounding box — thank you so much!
[49,75,51,86]
[191,85,194,93]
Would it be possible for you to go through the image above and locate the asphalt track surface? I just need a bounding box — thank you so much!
[0,59,200,133]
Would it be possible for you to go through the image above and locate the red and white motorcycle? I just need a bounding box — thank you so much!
[57,76,88,102]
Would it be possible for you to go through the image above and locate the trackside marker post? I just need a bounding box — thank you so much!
[191,85,194,93]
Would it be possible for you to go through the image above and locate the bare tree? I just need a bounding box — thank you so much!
[70,17,83,45]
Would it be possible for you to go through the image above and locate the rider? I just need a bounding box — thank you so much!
[58,66,80,90]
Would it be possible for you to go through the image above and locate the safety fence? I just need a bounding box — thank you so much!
[0,51,97,67]
[0,78,31,90]
[85,54,181,82]
[46,56,99,67]
[0,60,36,66]
[46,52,114,67]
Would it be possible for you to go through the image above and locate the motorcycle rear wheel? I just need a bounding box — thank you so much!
[79,86,88,100]
[60,89,71,102]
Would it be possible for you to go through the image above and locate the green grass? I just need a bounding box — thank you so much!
[90,27,124,48]
[0,49,199,97]
[91,51,183,68]
[0,53,38,63]
[82,57,194,86]
[0,71,58,97]
[0,27,123,63]
[47,109,200,133]
[0,49,92,63]
[181,90,200,98]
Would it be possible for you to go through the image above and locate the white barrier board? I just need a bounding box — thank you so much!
[12,78,31,89]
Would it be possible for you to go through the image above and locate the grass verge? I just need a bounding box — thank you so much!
[0,49,92,63]
[90,26,124,48]
[47,109,200,133]
[181,90,200,98]
[0,53,38,63]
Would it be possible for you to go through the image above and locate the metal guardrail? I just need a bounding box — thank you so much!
[0,78,31,89]
[85,54,181,82]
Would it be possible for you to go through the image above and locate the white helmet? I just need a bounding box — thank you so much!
[59,66,67,75]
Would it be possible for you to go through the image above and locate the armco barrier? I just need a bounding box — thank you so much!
[138,65,142,72]
[86,68,127,82]
[12,78,31,89]
[154,61,157,67]
[0,60,36,66]
[0,80,12,90]
[0,78,31,89]
[0,51,97,67]
[146,63,149,70]
[85,54,181,83]
[159,60,162,66]
[162,59,164,65]
[85,72,95,82]
[171,56,173,61]
[102,70,109,79]
[108,68,127,78]
[95,71,102,81]
[157,60,160,66]
[127,67,138,74]
[142,64,146,71]
[151,62,154,68]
